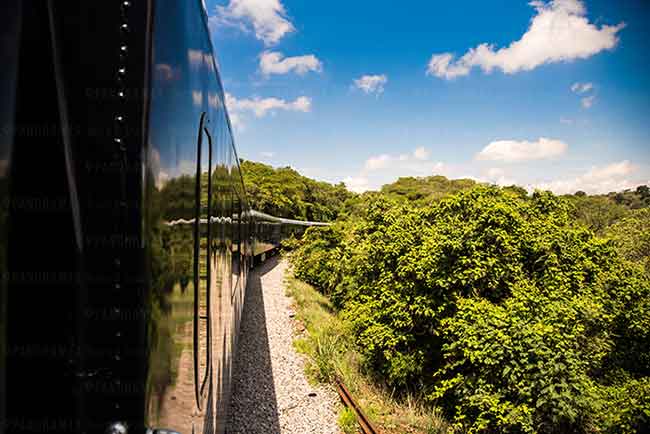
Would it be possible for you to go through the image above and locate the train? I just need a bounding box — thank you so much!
[0,1,327,433]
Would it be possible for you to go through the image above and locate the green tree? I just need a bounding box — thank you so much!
[380,175,476,205]
[290,186,650,433]
[605,208,650,274]
[240,160,353,221]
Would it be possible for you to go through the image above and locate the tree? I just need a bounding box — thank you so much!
[239,160,354,221]
[290,186,650,433]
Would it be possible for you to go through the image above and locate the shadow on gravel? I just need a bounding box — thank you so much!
[227,255,282,434]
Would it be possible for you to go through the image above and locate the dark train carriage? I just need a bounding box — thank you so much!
[249,210,330,260]
[0,1,330,433]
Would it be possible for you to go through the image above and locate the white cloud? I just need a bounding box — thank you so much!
[532,160,645,194]
[208,93,222,110]
[484,167,517,187]
[365,154,392,171]
[486,167,505,178]
[228,111,245,132]
[343,176,370,193]
[260,151,275,158]
[569,81,597,109]
[259,51,322,76]
[581,94,596,109]
[188,49,213,70]
[571,82,593,93]
[225,93,311,118]
[225,92,311,130]
[353,74,388,95]
[427,53,471,80]
[215,0,294,45]
[342,147,446,192]
[476,137,568,162]
[413,146,431,161]
[188,49,203,66]
[155,63,180,81]
[364,147,441,172]
[192,90,203,107]
[560,117,575,125]
[427,0,624,79]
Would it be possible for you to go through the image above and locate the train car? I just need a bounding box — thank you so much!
[249,210,330,263]
[0,1,327,433]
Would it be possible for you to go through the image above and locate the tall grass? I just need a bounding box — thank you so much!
[284,270,454,434]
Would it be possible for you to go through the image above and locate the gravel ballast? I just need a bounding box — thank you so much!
[227,256,340,434]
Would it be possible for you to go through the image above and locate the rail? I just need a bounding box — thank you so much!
[335,377,380,434]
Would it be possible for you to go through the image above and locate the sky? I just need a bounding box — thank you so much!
[203,0,650,194]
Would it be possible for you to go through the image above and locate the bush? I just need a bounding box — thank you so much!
[290,186,650,433]
[434,284,611,433]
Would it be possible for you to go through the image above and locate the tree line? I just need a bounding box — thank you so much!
[277,170,649,433]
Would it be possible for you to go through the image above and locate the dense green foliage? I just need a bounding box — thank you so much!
[565,185,650,233]
[380,175,477,204]
[603,185,650,209]
[605,208,650,275]
[240,160,353,221]
[290,185,650,433]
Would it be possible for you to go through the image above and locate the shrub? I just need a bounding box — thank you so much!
[290,186,650,433]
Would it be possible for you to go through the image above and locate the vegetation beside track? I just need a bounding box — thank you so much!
[285,185,650,433]
[284,271,454,434]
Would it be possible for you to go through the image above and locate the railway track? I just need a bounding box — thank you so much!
[335,377,380,434]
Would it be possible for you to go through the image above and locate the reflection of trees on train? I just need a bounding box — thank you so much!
[145,162,239,422]
[145,167,199,420]
[143,158,329,423]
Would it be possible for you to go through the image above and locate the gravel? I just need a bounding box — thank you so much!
[228,256,340,434]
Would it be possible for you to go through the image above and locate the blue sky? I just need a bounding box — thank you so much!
[204,0,650,193]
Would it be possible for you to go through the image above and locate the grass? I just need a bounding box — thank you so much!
[284,269,455,434]
[339,407,359,434]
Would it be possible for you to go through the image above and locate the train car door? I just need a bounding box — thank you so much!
[193,113,213,427]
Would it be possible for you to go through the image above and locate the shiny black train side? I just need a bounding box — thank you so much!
[0,1,323,433]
